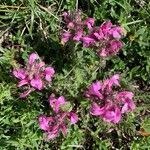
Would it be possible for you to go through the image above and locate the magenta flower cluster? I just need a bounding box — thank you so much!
[85,74,135,124]
[38,94,78,140]
[61,11,123,57]
[13,53,55,98]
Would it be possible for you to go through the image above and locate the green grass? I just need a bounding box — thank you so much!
[0,0,150,149]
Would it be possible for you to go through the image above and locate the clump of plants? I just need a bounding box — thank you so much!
[12,11,136,141]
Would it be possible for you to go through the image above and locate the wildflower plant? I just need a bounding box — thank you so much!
[13,53,55,98]
[38,94,78,140]
[61,11,124,57]
[11,10,136,141]
[85,74,135,124]
[1,0,150,149]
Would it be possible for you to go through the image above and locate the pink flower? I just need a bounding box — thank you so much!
[13,53,55,98]
[73,30,83,41]
[45,67,55,82]
[38,115,54,131]
[42,112,77,140]
[85,75,135,124]
[13,69,26,80]
[109,27,122,39]
[62,12,72,24]
[30,77,43,90]
[62,11,124,58]
[49,94,66,113]
[116,91,134,101]
[85,18,95,30]
[62,12,68,18]
[85,81,103,99]
[90,102,121,124]
[38,61,45,68]
[61,11,84,43]
[81,36,95,47]
[116,91,135,113]
[98,21,113,37]
[98,40,123,57]
[46,113,68,140]
[109,40,123,53]
[102,104,121,124]
[17,79,28,87]
[28,53,39,65]
[61,11,124,58]
[69,112,79,124]
[90,102,105,116]
[102,74,120,92]
[38,115,58,140]
[94,30,104,40]
[19,88,34,98]
[101,21,112,31]
[39,95,78,140]
[61,32,72,43]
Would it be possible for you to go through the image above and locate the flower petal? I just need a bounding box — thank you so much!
[102,105,121,124]
[85,81,103,99]
[113,106,121,123]
[45,67,55,82]
[90,102,105,116]
[17,79,29,87]
[102,74,120,92]
[73,30,83,41]
[61,32,72,43]
[19,89,33,98]
[38,115,51,131]
[69,112,78,124]
[28,53,39,65]
[13,69,26,80]
[81,36,95,47]
[85,18,95,30]
[30,78,43,90]
[49,95,66,113]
